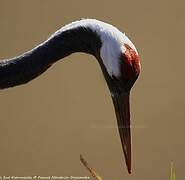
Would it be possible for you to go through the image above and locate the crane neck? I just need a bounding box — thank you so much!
[11,26,102,64]
[0,26,102,89]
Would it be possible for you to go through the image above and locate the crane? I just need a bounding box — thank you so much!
[0,19,141,174]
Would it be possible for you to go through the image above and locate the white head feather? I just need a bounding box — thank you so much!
[54,19,138,77]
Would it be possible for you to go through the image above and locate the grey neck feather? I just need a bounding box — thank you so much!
[0,27,102,89]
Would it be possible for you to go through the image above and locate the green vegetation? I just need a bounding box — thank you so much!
[171,163,176,180]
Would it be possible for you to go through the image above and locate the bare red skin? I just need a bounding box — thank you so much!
[122,44,141,80]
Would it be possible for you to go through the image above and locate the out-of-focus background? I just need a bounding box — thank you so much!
[0,0,184,179]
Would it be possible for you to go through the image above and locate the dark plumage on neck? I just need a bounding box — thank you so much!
[0,27,102,89]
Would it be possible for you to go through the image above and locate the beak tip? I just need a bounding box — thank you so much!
[126,160,132,174]
[128,168,132,174]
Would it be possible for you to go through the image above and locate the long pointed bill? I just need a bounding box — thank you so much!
[112,92,131,174]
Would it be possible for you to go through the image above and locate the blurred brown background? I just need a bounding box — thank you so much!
[0,0,184,179]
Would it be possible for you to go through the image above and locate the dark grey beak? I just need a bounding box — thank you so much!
[111,92,131,174]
